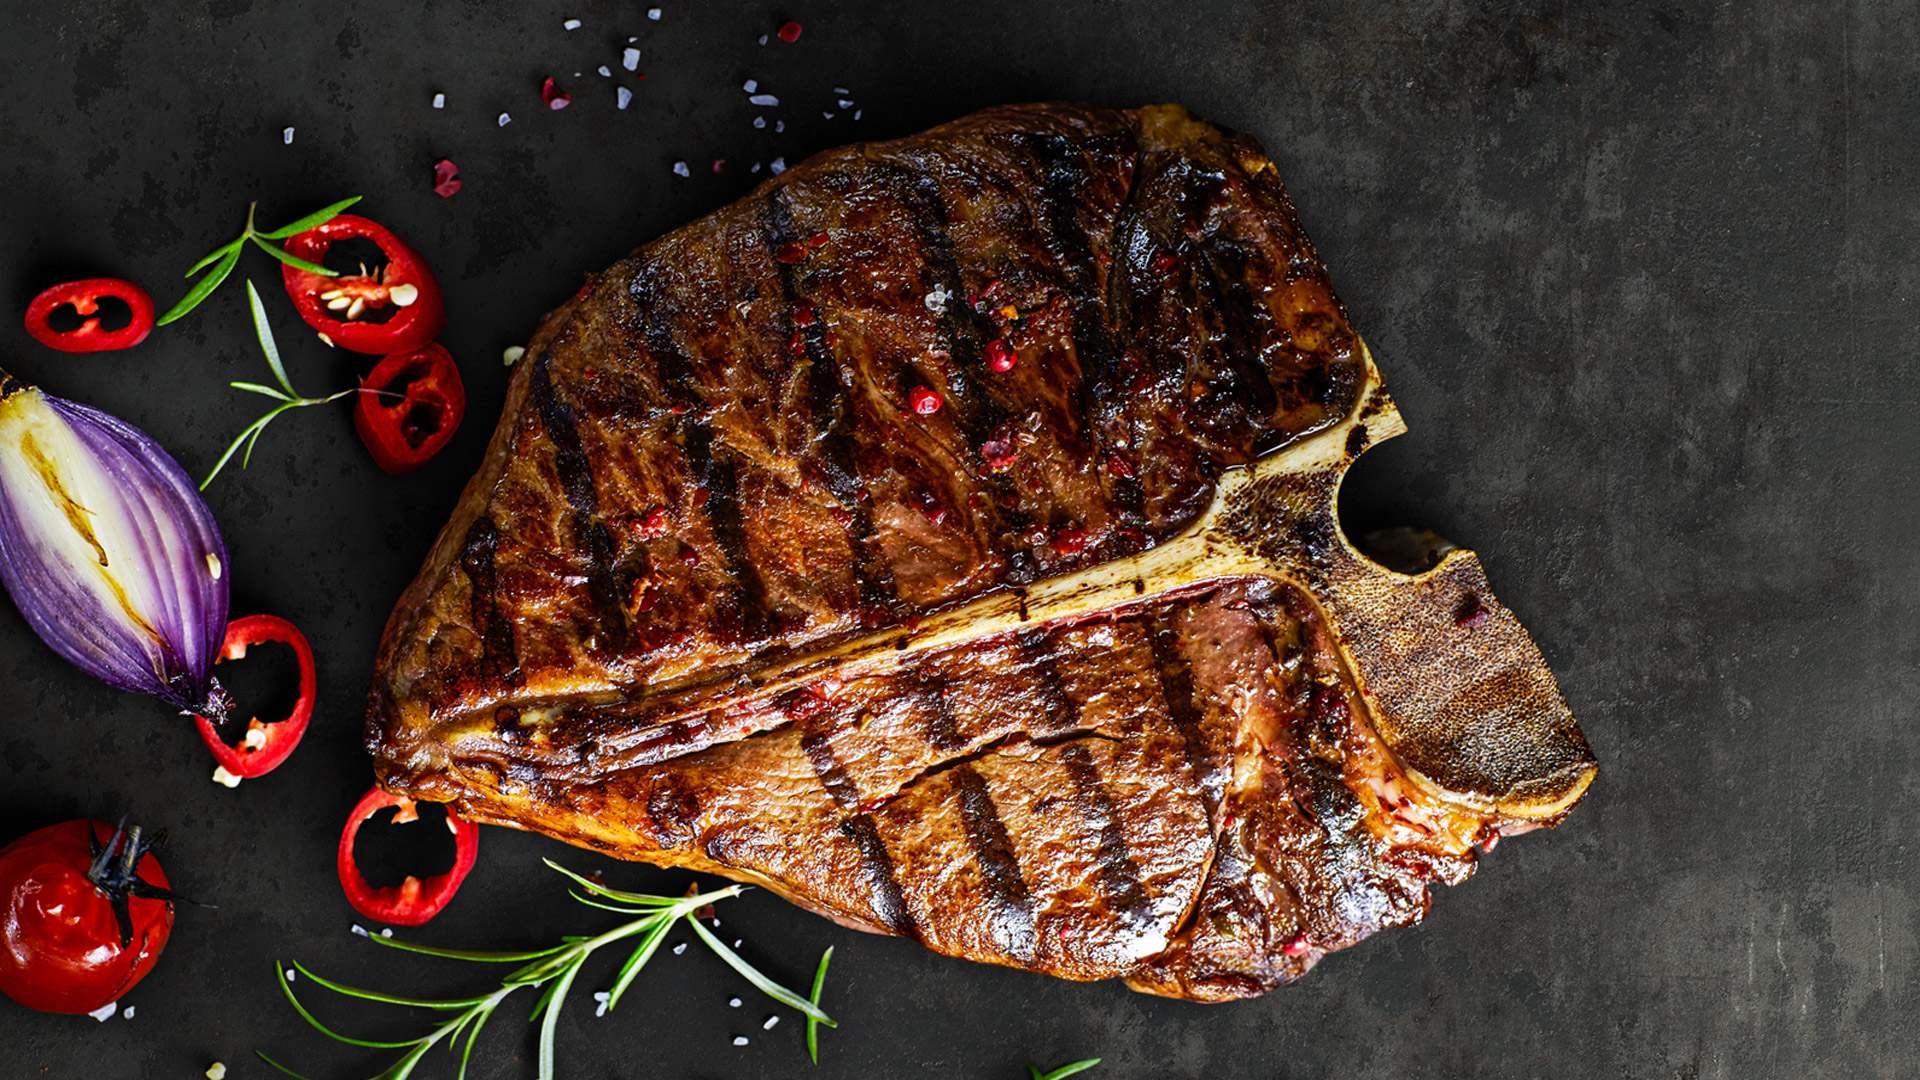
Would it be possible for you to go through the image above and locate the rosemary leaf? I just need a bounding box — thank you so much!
[257,195,363,239]
[288,959,487,1010]
[229,381,294,401]
[246,281,296,396]
[274,963,422,1050]
[807,946,833,1064]
[157,244,240,326]
[1031,1060,1103,1080]
[186,238,243,278]
[251,233,337,277]
[255,1050,323,1079]
[363,935,571,963]
[690,918,835,1025]
[536,962,584,1080]
[605,914,676,1010]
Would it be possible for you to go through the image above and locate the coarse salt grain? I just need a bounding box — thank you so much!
[775,120,785,132]
[834,86,850,94]
[855,109,863,120]
[823,111,835,119]
[282,127,294,144]
[770,157,786,174]
[742,79,757,92]
[563,18,581,29]
[924,284,950,313]
[648,7,661,19]
[381,928,393,937]
[498,112,512,126]
[351,924,369,936]
[617,86,633,110]
[732,1036,750,1046]
[673,160,690,177]
[673,942,687,954]
[623,47,641,70]
[729,997,743,1007]
[763,1015,779,1030]
[749,93,778,107]
[758,34,768,45]
[751,161,762,172]
[123,1006,135,1019]
[88,1001,117,1021]
[286,968,297,982]
[732,939,742,947]
[753,116,765,128]
[598,65,612,77]
[432,92,445,108]
[837,99,854,108]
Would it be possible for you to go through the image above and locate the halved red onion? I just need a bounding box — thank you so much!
[0,372,232,720]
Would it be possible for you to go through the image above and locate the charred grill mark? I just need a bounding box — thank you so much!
[798,720,916,936]
[950,764,1037,961]
[756,190,902,622]
[699,451,773,642]
[530,355,628,650]
[1021,629,1082,735]
[1150,611,1222,816]
[1029,133,1134,525]
[1198,238,1281,426]
[628,266,703,411]
[921,672,967,752]
[1059,741,1149,921]
[458,516,521,685]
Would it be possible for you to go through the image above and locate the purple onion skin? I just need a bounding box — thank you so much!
[0,372,232,721]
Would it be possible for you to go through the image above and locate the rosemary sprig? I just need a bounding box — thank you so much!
[259,859,835,1080]
[806,946,833,1064]
[199,280,356,489]
[159,196,361,325]
[1030,1060,1102,1080]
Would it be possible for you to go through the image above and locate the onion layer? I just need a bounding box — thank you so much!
[0,371,231,720]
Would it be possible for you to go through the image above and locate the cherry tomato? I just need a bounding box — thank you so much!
[0,820,179,1014]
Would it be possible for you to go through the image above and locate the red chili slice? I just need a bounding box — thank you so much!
[281,214,446,355]
[337,786,479,926]
[353,343,467,474]
[192,615,316,781]
[24,278,155,353]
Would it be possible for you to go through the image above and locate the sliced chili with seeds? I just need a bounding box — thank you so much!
[24,279,155,353]
[337,786,479,926]
[193,615,316,782]
[281,215,446,354]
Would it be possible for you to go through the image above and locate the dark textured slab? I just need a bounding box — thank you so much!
[0,1,1915,1077]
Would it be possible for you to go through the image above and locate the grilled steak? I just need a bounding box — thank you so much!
[366,103,1597,1000]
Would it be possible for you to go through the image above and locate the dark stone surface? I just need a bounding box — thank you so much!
[1,1,1914,1076]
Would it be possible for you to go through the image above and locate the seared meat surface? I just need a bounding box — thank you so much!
[367,103,1596,1000]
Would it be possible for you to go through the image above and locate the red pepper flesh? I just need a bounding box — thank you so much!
[354,343,467,474]
[337,786,479,926]
[24,279,156,353]
[281,214,446,355]
[193,614,316,780]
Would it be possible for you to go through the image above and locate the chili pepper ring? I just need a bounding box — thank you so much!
[337,786,479,926]
[193,614,316,781]
[24,278,156,352]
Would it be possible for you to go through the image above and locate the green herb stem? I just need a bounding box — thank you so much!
[199,280,356,489]
[261,863,835,1080]
[158,196,360,326]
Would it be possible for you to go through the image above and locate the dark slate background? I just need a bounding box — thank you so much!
[1,1,1914,1077]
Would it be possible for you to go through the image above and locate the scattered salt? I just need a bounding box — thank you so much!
[837,99,853,109]
[592,991,610,1001]
[432,92,445,109]
[770,157,786,174]
[617,86,633,110]
[775,120,785,132]
[563,18,581,29]
[752,116,765,129]
[623,47,641,71]
[748,94,779,107]
[595,1000,609,1017]
[855,109,863,120]
[498,112,512,127]
[742,79,757,93]
[648,7,661,19]
[711,918,722,928]
[123,1006,135,1019]
[351,924,369,937]
[823,111,835,119]
[672,942,687,954]
[834,86,850,94]
[285,968,297,982]
[381,928,393,938]
[762,1015,779,1030]
[88,1001,117,1022]
[729,997,743,1007]
[282,127,294,145]
[732,1036,750,1046]
[733,939,742,948]
[672,160,690,177]
[598,65,612,77]
[758,34,768,45]
[751,162,762,173]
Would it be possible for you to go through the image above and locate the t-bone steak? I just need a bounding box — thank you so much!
[365,103,1597,1001]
